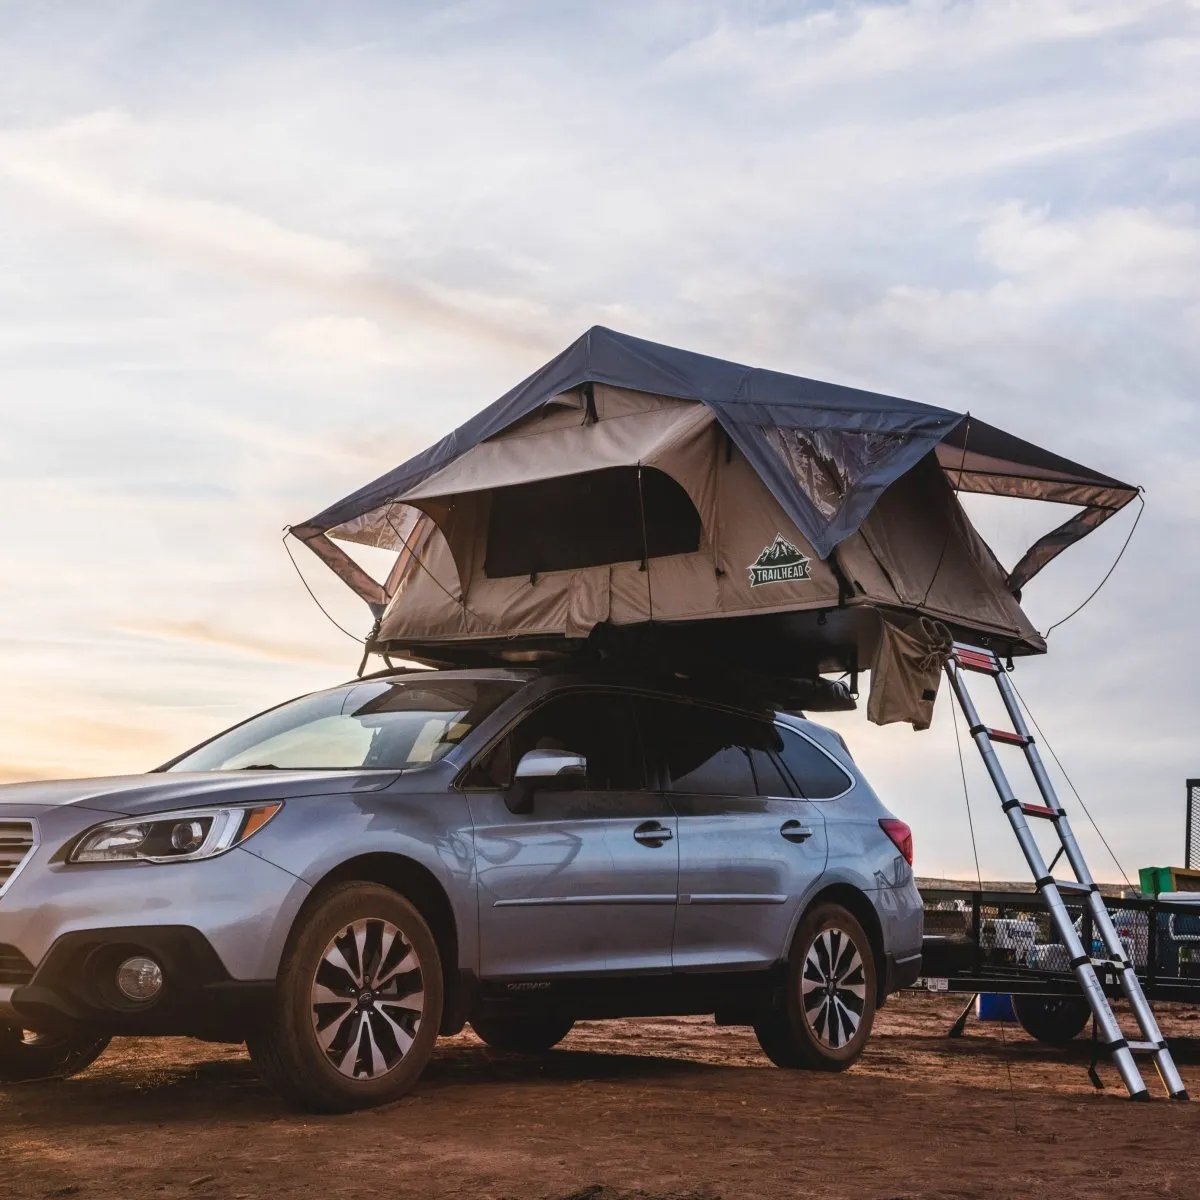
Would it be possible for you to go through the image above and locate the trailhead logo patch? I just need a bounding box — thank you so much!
[748,534,812,587]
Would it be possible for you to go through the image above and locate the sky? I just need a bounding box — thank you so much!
[1,0,1198,882]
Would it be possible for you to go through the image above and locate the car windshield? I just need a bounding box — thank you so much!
[165,678,522,772]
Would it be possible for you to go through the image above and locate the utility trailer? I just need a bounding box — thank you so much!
[919,886,1200,1044]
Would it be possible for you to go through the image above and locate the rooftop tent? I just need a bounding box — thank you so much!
[291,327,1138,718]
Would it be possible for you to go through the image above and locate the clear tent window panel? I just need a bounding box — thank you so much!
[762,427,909,521]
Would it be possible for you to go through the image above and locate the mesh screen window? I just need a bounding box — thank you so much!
[484,466,701,578]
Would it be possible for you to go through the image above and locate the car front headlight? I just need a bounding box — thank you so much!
[67,803,282,864]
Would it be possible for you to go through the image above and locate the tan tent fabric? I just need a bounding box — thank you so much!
[848,455,1040,645]
[375,390,1041,668]
[379,389,848,648]
[327,388,716,554]
[867,615,954,730]
[400,398,714,505]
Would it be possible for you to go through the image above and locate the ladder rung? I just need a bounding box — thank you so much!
[1052,880,1093,894]
[1021,803,1062,819]
[953,649,998,673]
[985,728,1029,747]
[1127,1041,1166,1054]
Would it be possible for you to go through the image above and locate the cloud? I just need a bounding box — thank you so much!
[1,0,1198,876]
[0,118,367,274]
[979,203,1200,300]
[119,619,353,667]
[0,116,555,354]
[666,0,1164,91]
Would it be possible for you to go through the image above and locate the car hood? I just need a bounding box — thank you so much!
[0,770,401,817]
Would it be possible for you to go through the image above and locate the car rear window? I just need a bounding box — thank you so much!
[776,726,852,799]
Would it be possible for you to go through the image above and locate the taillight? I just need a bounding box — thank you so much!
[879,818,913,866]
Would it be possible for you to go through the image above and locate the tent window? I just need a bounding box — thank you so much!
[484,466,701,578]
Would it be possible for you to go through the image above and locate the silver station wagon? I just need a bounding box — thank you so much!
[0,668,922,1110]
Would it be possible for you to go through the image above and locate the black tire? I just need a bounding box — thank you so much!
[0,1025,110,1084]
[247,883,443,1113]
[754,901,877,1071]
[1013,994,1091,1046]
[471,1013,575,1054]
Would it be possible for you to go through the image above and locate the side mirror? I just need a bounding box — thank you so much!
[514,749,587,787]
[508,749,587,813]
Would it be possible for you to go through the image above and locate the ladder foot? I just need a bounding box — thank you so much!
[1170,1089,1190,1101]
[1130,1091,1151,1102]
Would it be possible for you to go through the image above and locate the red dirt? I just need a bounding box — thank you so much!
[2,994,1199,1199]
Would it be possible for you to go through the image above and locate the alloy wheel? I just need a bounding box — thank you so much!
[310,918,425,1080]
[800,927,867,1050]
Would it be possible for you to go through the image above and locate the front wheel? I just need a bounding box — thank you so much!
[471,1013,575,1054]
[0,1026,110,1083]
[754,901,877,1071]
[247,883,443,1112]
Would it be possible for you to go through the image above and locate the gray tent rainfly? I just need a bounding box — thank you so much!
[291,327,1137,723]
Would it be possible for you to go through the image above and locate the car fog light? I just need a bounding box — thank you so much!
[116,956,163,1002]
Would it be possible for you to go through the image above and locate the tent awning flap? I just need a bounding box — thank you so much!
[935,417,1138,589]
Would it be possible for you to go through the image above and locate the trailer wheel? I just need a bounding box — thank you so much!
[1013,994,1091,1045]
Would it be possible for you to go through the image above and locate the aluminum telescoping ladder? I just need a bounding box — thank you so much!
[945,642,1189,1101]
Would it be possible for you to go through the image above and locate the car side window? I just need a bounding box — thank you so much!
[648,699,778,798]
[465,691,647,791]
[776,726,852,799]
[749,747,793,798]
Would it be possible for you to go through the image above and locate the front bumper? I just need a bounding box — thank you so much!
[4,925,275,1037]
[0,816,310,1033]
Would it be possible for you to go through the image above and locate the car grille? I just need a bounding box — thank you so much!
[0,819,37,897]
[0,944,34,985]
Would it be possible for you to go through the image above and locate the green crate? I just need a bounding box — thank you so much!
[1140,866,1173,896]
[1139,866,1200,895]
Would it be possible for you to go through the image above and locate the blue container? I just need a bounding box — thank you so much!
[975,993,1017,1022]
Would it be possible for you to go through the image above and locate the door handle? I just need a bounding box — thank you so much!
[780,820,814,844]
[633,820,673,847]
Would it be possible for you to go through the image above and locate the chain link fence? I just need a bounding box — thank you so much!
[921,888,1200,985]
[1188,779,1200,870]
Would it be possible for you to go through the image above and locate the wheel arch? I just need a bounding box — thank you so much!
[300,853,467,1035]
[802,883,888,1007]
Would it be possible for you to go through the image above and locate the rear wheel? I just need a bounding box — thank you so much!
[754,901,877,1071]
[471,1013,574,1054]
[1013,994,1091,1045]
[247,883,443,1112]
[0,1025,110,1083]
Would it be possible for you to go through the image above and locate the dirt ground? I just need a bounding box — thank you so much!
[3,994,1199,1200]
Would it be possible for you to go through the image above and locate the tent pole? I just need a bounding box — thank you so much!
[636,464,655,622]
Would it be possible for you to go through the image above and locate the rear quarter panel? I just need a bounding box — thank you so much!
[781,719,923,963]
